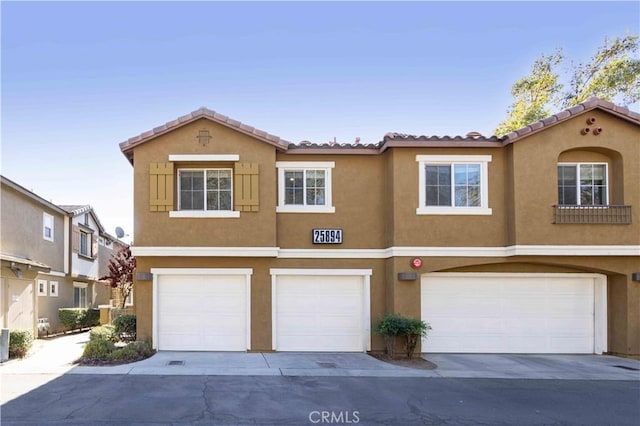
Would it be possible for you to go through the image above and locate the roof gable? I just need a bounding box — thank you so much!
[59,205,106,235]
[119,107,291,164]
[503,97,640,144]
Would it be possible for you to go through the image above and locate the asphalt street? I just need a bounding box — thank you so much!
[1,374,638,425]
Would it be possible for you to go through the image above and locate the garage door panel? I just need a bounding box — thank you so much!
[275,274,365,352]
[549,337,592,353]
[157,274,247,351]
[422,274,596,354]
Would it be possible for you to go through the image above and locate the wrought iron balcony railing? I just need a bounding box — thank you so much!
[553,205,632,224]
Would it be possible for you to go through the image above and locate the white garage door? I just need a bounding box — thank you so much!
[421,273,605,354]
[156,272,249,351]
[272,270,371,352]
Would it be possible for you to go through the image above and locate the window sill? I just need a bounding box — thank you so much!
[78,254,95,261]
[416,207,493,215]
[169,210,241,218]
[276,205,336,214]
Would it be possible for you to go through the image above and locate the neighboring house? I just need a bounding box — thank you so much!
[0,176,123,334]
[97,235,131,309]
[1,177,67,335]
[120,97,640,356]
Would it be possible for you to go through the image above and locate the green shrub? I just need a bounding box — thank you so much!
[113,314,136,343]
[90,325,117,342]
[79,309,100,328]
[59,308,100,331]
[375,314,405,357]
[82,338,115,360]
[9,330,33,358]
[403,317,432,359]
[375,314,432,359]
[109,341,154,361]
[59,309,82,330]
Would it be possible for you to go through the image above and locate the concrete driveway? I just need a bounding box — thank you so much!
[426,353,640,380]
[2,331,638,380]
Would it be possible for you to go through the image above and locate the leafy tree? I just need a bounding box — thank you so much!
[495,35,640,136]
[494,52,563,136]
[100,246,136,309]
[563,35,640,107]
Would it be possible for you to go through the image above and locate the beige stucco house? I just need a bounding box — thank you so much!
[1,177,124,334]
[121,97,640,356]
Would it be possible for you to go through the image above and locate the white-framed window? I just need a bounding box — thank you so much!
[43,212,54,242]
[171,168,239,218]
[557,163,608,206]
[37,279,48,296]
[79,231,91,257]
[125,287,133,306]
[416,155,492,215]
[84,213,90,226]
[276,162,335,213]
[49,281,59,297]
[98,236,105,246]
[73,282,88,308]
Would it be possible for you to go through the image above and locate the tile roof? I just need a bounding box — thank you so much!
[382,132,504,143]
[59,205,109,236]
[119,107,291,163]
[58,204,92,215]
[503,97,640,144]
[119,98,639,161]
[287,141,383,154]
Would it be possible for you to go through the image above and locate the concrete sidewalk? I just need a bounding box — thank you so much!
[69,351,439,377]
[66,351,640,380]
[0,330,88,375]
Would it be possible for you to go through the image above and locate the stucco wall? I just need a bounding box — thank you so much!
[1,185,65,271]
[132,119,277,247]
[128,108,640,355]
[510,111,640,245]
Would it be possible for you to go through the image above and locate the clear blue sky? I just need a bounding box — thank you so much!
[2,1,638,241]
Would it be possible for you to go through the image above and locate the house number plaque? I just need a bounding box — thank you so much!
[312,228,343,244]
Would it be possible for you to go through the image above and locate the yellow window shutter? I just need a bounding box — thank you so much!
[234,163,259,212]
[149,162,174,212]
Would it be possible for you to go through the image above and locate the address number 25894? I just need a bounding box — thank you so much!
[312,229,343,244]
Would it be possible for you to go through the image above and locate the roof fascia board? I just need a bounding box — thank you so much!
[380,140,504,153]
[1,176,68,216]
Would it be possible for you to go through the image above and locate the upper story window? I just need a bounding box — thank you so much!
[416,155,492,215]
[172,168,239,218]
[276,162,335,213]
[79,230,91,257]
[84,213,90,226]
[72,224,96,259]
[43,212,54,242]
[557,163,608,205]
